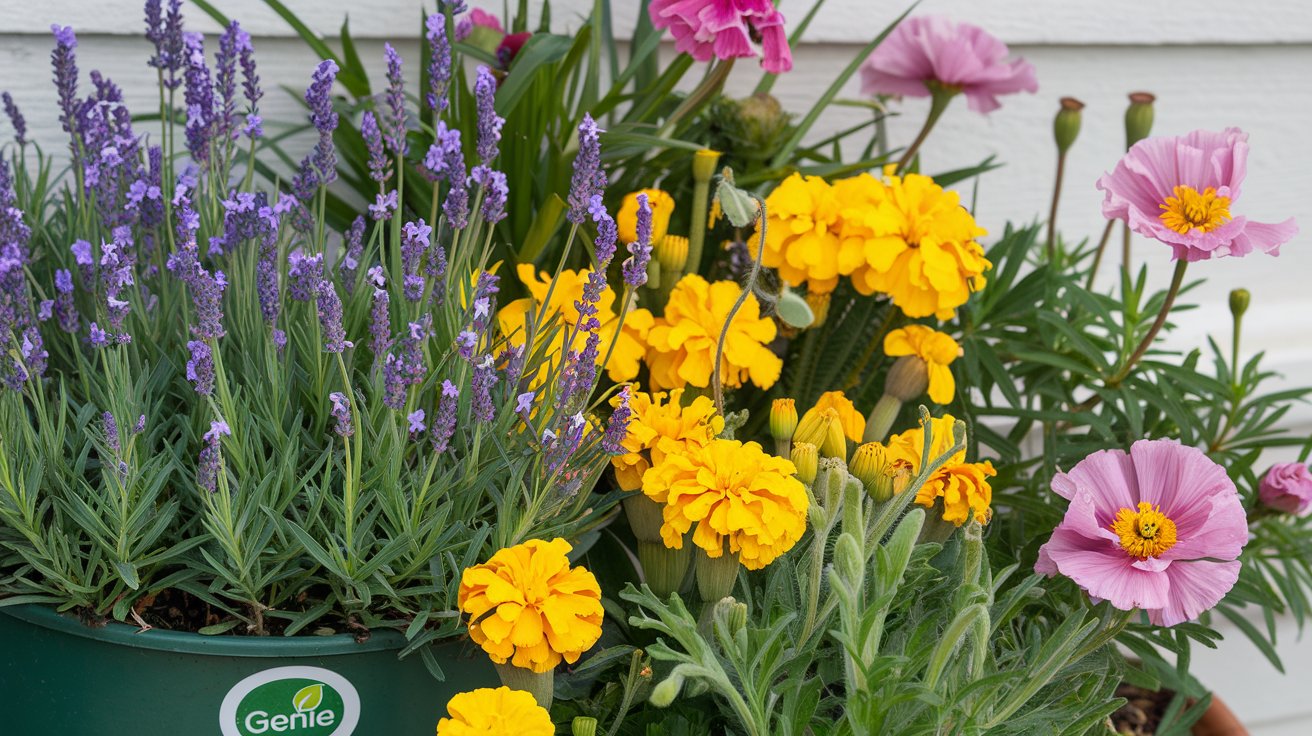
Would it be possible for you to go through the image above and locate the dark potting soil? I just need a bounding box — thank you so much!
[1111,682,1173,735]
[118,587,375,640]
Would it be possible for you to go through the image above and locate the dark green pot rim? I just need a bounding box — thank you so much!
[0,603,414,658]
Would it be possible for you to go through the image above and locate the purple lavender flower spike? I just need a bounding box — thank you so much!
[515,391,534,417]
[162,0,185,89]
[340,216,366,294]
[103,411,120,454]
[190,270,226,339]
[145,0,164,67]
[20,328,46,382]
[256,228,280,326]
[88,322,111,348]
[426,243,447,307]
[568,114,606,224]
[316,280,351,353]
[2,92,26,145]
[545,413,587,474]
[134,415,146,434]
[361,110,390,183]
[215,22,241,144]
[621,192,653,287]
[186,339,215,395]
[456,330,477,360]
[198,420,231,493]
[602,386,632,454]
[425,13,452,116]
[287,248,324,302]
[53,269,79,333]
[589,195,618,266]
[182,32,214,164]
[370,287,392,363]
[470,166,508,224]
[305,60,339,183]
[329,392,353,437]
[430,380,460,453]
[51,26,80,143]
[473,66,503,164]
[441,139,468,229]
[422,122,461,183]
[383,43,408,156]
[236,25,261,139]
[471,354,498,422]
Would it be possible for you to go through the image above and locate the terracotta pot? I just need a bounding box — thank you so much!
[1192,695,1247,736]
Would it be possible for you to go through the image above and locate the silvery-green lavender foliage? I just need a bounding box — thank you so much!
[0,2,628,641]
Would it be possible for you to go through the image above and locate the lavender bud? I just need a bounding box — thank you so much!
[425,13,452,116]
[430,380,459,453]
[473,66,503,164]
[329,392,353,437]
[470,165,508,224]
[568,114,605,224]
[316,280,351,353]
[185,339,214,395]
[383,44,408,156]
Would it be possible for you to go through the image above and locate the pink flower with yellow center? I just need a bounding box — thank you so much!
[1097,128,1298,262]
[859,16,1037,114]
[1036,440,1249,626]
[648,0,793,73]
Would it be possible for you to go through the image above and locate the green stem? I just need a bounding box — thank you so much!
[1084,219,1117,290]
[896,88,955,174]
[1108,259,1188,387]
[1046,151,1066,263]
[712,196,766,415]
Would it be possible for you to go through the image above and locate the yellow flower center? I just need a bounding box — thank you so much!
[1110,502,1178,559]
[1158,185,1231,234]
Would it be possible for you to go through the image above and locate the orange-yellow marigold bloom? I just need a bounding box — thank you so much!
[752,173,856,294]
[883,325,962,404]
[646,274,782,391]
[497,264,654,383]
[844,173,991,319]
[886,415,995,526]
[641,438,808,569]
[457,538,603,674]
[436,687,554,736]
[618,188,676,246]
[609,389,724,492]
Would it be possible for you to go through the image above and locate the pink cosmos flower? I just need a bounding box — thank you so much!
[1036,439,1248,627]
[859,16,1037,114]
[648,0,793,74]
[1097,128,1298,262]
[1259,462,1312,515]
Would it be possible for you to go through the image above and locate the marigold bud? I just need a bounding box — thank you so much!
[1054,97,1084,155]
[649,669,686,708]
[713,596,749,637]
[885,355,929,402]
[657,234,689,273]
[692,148,721,183]
[770,398,798,441]
[795,407,846,458]
[1229,288,1250,321]
[572,717,599,736]
[791,442,818,485]
[1125,92,1155,149]
[834,532,865,586]
[851,442,894,502]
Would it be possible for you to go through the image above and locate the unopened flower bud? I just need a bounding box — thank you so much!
[770,398,798,441]
[834,532,865,586]
[657,234,689,273]
[885,355,929,402]
[795,407,846,458]
[851,442,894,502]
[1229,288,1250,321]
[572,717,599,736]
[1125,92,1155,149]
[1053,97,1084,155]
[805,290,831,327]
[692,148,721,183]
[791,442,818,485]
[649,668,687,708]
[713,596,749,637]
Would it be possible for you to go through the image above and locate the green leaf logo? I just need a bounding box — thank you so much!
[293,683,323,712]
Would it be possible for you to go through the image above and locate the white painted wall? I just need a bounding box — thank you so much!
[1,1,1311,729]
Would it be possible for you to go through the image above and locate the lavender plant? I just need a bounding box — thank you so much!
[0,6,632,643]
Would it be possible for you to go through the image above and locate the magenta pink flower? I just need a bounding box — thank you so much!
[648,0,793,74]
[859,16,1036,113]
[1097,128,1298,262]
[1036,440,1248,627]
[1259,462,1312,515]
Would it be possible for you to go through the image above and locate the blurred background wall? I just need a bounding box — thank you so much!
[2,1,1310,730]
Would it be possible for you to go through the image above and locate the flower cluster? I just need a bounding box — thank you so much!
[646,274,781,391]
[886,415,995,526]
[755,171,991,318]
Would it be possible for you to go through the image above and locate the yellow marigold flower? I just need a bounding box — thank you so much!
[752,173,854,294]
[457,538,604,674]
[645,274,782,391]
[883,326,962,404]
[618,188,675,246]
[846,172,992,319]
[437,687,554,736]
[642,439,808,569]
[610,389,724,492]
[497,264,654,384]
[886,415,996,526]
[807,390,866,443]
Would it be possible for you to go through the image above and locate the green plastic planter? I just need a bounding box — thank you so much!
[0,604,496,735]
